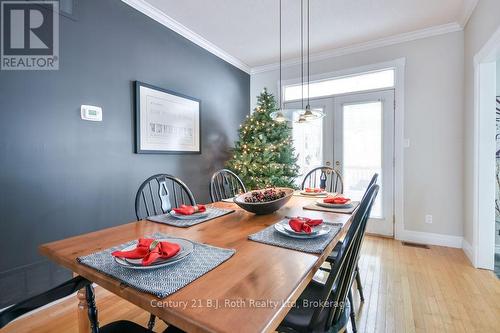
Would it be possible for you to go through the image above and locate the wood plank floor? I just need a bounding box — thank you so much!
[3,236,500,333]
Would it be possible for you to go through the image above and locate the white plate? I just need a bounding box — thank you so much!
[169,209,209,220]
[114,238,194,270]
[274,220,331,239]
[300,191,327,196]
[315,198,353,209]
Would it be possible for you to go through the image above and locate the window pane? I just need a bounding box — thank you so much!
[342,102,383,217]
[292,116,323,186]
[284,69,394,102]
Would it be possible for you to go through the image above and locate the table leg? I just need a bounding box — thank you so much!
[77,288,90,333]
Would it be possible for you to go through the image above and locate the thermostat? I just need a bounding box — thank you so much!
[81,105,102,121]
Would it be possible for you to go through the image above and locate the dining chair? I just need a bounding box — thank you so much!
[0,276,155,333]
[322,174,379,304]
[209,169,246,202]
[277,185,379,333]
[135,174,196,220]
[134,174,196,329]
[301,166,344,194]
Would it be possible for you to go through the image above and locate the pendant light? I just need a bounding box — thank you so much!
[272,0,287,123]
[271,0,305,123]
[271,0,325,123]
[300,0,324,121]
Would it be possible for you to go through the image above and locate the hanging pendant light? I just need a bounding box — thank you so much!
[271,0,307,123]
[271,0,324,123]
[299,0,324,122]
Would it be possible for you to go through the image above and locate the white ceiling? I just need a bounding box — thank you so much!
[138,0,476,71]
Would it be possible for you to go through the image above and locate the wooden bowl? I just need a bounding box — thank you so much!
[233,188,294,215]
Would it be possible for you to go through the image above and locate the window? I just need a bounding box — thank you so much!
[284,69,395,102]
[292,115,323,185]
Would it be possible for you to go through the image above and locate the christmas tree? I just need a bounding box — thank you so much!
[226,88,299,189]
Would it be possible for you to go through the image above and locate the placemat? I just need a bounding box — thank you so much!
[147,207,234,227]
[77,232,235,298]
[303,201,360,214]
[248,220,343,254]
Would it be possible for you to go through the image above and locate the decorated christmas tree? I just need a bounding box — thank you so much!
[226,88,299,189]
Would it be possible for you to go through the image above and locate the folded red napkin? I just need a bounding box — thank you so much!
[172,204,206,215]
[288,217,323,233]
[111,238,180,266]
[323,196,350,204]
[305,188,324,193]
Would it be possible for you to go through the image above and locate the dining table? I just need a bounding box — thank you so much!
[39,195,352,333]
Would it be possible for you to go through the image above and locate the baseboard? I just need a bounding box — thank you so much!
[397,229,463,248]
[462,239,474,265]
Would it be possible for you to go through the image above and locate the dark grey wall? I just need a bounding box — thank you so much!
[0,0,249,306]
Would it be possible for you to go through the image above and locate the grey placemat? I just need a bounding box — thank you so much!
[248,220,343,254]
[303,201,360,214]
[77,232,235,298]
[147,207,234,227]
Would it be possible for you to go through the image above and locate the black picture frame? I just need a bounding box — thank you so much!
[135,81,202,154]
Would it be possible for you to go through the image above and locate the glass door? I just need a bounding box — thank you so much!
[284,98,334,186]
[333,90,395,236]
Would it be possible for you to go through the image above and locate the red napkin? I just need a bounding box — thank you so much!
[172,204,206,215]
[112,238,180,266]
[323,196,350,204]
[305,188,324,193]
[288,217,323,234]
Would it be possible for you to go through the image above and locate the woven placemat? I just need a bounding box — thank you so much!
[77,232,235,298]
[147,207,234,227]
[248,221,342,254]
[303,201,360,214]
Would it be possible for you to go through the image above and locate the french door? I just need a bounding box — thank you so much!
[285,90,395,236]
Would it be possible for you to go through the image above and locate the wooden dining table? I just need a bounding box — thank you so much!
[39,196,352,333]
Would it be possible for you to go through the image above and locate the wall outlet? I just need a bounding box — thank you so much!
[425,215,433,224]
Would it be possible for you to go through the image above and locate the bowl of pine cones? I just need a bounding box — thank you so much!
[233,187,294,215]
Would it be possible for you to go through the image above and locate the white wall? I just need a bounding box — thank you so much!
[497,61,500,250]
[497,60,500,96]
[463,0,500,246]
[251,31,464,238]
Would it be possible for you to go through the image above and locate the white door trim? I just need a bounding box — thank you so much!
[470,26,500,269]
[278,58,406,240]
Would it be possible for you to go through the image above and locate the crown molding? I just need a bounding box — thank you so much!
[121,0,251,74]
[459,0,479,27]
[250,22,462,75]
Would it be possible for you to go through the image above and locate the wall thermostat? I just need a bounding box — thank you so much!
[81,105,102,121]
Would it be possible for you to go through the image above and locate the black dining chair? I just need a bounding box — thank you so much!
[134,173,196,328]
[135,174,196,220]
[0,276,156,333]
[322,173,379,305]
[301,166,344,194]
[277,185,379,333]
[209,169,246,202]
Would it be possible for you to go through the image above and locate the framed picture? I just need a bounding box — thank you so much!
[135,81,201,154]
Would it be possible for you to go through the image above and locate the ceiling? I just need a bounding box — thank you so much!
[139,0,476,71]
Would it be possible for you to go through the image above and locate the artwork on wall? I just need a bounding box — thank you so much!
[135,81,201,154]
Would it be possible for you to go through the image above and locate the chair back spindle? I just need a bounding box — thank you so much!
[302,166,344,194]
[135,174,195,220]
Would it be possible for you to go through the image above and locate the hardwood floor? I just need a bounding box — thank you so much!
[3,236,500,333]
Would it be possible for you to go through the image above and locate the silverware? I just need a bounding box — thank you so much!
[149,240,160,251]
